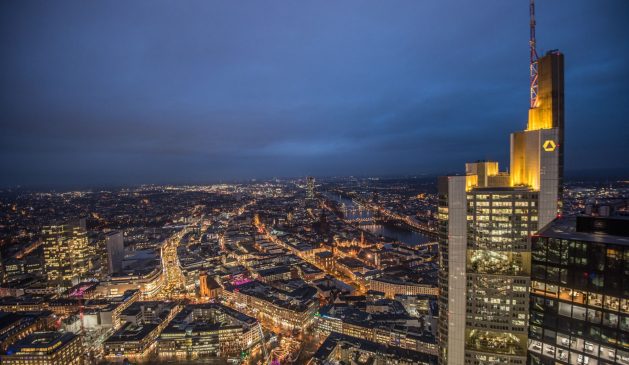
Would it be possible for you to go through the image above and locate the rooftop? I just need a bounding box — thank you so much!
[226,280,316,312]
[537,215,629,247]
[256,265,291,277]
[9,331,77,354]
[313,332,437,364]
[163,303,256,335]
[105,322,159,342]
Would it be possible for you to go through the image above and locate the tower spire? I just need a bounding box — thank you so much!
[529,0,539,108]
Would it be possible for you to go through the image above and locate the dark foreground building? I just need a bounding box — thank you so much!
[528,211,629,365]
[312,332,438,365]
[1,331,83,365]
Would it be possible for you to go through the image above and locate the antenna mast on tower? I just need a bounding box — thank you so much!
[529,0,539,108]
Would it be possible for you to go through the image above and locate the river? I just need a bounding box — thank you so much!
[325,193,434,246]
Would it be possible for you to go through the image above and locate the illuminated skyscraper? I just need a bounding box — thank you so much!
[106,231,124,275]
[437,49,564,365]
[306,176,315,200]
[43,219,90,288]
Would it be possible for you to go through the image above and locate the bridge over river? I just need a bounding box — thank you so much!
[324,192,436,247]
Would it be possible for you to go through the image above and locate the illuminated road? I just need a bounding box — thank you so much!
[156,218,202,299]
[254,218,364,296]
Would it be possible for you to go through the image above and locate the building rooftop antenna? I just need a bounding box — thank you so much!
[530,0,539,108]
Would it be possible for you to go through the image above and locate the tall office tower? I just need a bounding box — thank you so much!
[438,167,542,365]
[528,205,629,365]
[306,176,315,200]
[106,231,124,275]
[437,7,564,363]
[511,51,564,226]
[42,219,90,287]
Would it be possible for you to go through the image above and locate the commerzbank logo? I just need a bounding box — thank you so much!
[543,140,557,152]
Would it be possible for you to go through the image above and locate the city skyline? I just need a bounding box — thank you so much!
[1,1,628,188]
[0,3,628,365]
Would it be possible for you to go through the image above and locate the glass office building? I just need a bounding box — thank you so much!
[528,214,629,365]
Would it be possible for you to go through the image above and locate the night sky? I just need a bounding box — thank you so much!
[1,1,628,188]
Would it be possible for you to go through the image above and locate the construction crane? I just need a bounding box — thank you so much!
[529,0,539,108]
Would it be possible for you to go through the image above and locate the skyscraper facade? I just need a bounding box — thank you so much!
[306,176,315,200]
[106,231,124,275]
[43,219,90,287]
[528,210,629,365]
[438,50,564,365]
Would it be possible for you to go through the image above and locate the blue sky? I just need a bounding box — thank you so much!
[1,1,628,187]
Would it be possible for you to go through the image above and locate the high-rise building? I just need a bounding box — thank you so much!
[438,48,564,365]
[528,207,629,365]
[106,231,124,276]
[306,176,315,200]
[42,219,90,288]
